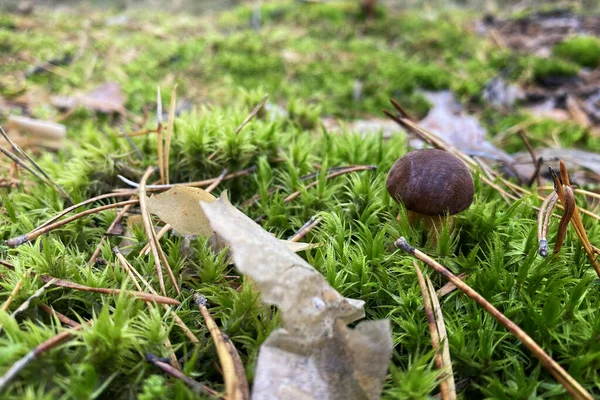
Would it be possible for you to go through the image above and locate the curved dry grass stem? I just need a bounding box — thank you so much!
[87,202,134,266]
[39,275,179,305]
[413,262,449,400]
[145,352,218,397]
[35,191,137,231]
[5,199,139,248]
[554,185,575,255]
[117,166,256,192]
[0,323,83,392]
[289,216,322,242]
[194,293,249,400]
[426,275,456,400]
[395,237,593,400]
[550,162,600,277]
[38,304,80,328]
[537,192,558,257]
[164,84,177,185]
[138,167,167,296]
[1,276,24,311]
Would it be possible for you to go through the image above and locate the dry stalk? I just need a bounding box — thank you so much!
[38,304,80,328]
[6,199,139,248]
[413,262,450,400]
[39,275,179,305]
[117,166,256,192]
[138,167,167,296]
[156,87,165,184]
[289,216,322,242]
[36,190,137,231]
[164,85,177,185]
[145,352,218,397]
[436,273,467,298]
[395,237,593,400]
[88,202,134,265]
[1,275,24,311]
[114,248,200,344]
[426,275,456,400]
[0,324,83,392]
[193,293,249,400]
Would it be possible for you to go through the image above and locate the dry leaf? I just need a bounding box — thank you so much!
[419,91,514,164]
[7,115,66,141]
[147,187,317,252]
[201,195,393,400]
[146,185,216,237]
[51,82,126,114]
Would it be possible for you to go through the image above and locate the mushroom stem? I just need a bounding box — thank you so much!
[408,211,453,245]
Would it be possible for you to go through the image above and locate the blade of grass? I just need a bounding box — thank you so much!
[164,85,177,185]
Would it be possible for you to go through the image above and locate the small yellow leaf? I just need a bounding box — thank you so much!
[146,185,216,237]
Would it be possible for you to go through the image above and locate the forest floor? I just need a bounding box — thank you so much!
[1,1,600,399]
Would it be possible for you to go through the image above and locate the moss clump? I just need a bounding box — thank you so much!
[553,35,600,68]
[532,57,579,84]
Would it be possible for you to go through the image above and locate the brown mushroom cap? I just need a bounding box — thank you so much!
[386,149,474,216]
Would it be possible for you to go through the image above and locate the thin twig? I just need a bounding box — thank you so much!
[10,278,56,319]
[138,167,167,296]
[426,276,456,400]
[0,324,83,392]
[87,203,133,266]
[288,216,322,242]
[436,273,467,298]
[395,237,593,400]
[146,352,218,396]
[414,263,449,400]
[38,304,80,328]
[156,87,165,184]
[517,130,541,187]
[117,166,256,191]
[235,94,268,135]
[207,94,268,161]
[538,192,558,257]
[39,275,179,305]
[35,190,137,231]
[6,199,139,248]
[194,293,249,400]
[0,126,72,204]
[1,276,24,311]
[0,146,62,198]
[165,85,178,185]
[114,247,199,344]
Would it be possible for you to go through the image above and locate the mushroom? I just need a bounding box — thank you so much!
[386,148,474,238]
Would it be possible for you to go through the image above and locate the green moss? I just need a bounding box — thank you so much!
[553,35,600,68]
[2,3,600,399]
[532,56,579,83]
